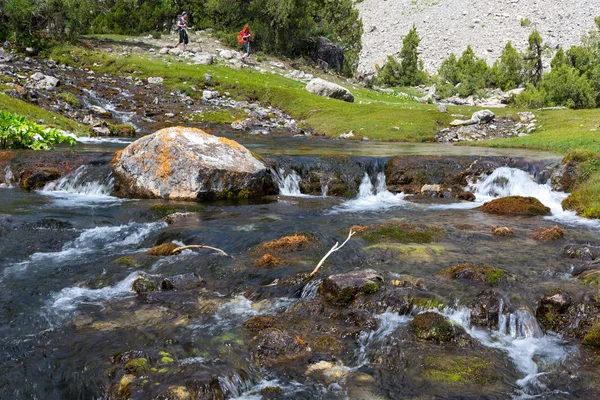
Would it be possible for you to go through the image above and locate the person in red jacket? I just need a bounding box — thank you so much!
[238,24,252,61]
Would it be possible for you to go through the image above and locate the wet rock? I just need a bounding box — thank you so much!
[147,76,164,84]
[22,169,60,190]
[112,127,276,200]
[480,196,551,216]
[410,312,465,343]
[438,263,504,285]
[536,288,573,332]
[320,269,383,305]
[422,354,498,386]
[251,329,312,366]
[312,37,344,73]
[358,221,444,244]
[90,105,111,118]
[24,217,73,231]
[469,290,508,329]
[530,226,564,241]
[231,119,251,131]
[161,272,205,291]
[306,78,354,103]
[147,242,179,256]
[563,244,600,261]
[244,315,278,333]
[132,275,159,295]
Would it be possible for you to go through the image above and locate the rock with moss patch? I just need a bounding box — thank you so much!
[423,355,497,385]
[23,169,60,190]
[438,263,504,285]
[161,272,205,291]
[535,288,573,332]
[244,315,278,332]
[113,127,276,200]
[469,290,510,329]
[530,226,564,241]
[480,196,551,216]
[132,274,159,295]
[251,329,312,366]
[583,323,600,347]
[320,269,383,305]
[410,312,466,343]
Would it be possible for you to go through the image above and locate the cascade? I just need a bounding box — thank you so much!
[271,168,302,196]
[42,165,114,197]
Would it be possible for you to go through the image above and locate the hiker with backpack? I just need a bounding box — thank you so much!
[238,24,252,61]
[175,12,193,51]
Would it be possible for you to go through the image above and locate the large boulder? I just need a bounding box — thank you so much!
[306,78,354,103]
[112,127,276,200]
[320,269,383,305]
[312,37,344,73]
[480,196,551,216]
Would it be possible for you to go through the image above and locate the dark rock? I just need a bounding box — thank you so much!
[132,274,159,295]
[161,272,205,291]
[480,196,551,216]
[536,289,573,332]
[410,312,466,343]
[251,329,311,366]
[24,218,73,231]
[22,169,60,190]
[312,37,344,73]
[551,159,578,192]
[320,269,383,305]
[563,244,600,261]
[244,315,279,333]
[469,290,510,329]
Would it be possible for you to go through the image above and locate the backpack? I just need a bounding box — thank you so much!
[237,31,245,44]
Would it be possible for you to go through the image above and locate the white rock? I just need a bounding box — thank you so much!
[158,47,169,55]
[147,77,164,84]
[219,49,235,59]
[306,78,354,103]
[193,54,213,65]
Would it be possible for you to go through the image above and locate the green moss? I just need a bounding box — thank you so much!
[438,263,504,285]
[149,203,206,217]
[160,356,174,364]
[365,244,444,260]
[114,256,141,267]
[562,172,600,219]
[55,92,80,107]
[583,323,600,347]
[108,123,136,136]
[480,196,551,216]
[410,296,445,310]
[361,222,444,244]
[423,355,497,385]
[361,281,380,294]
[410,312,457,343]
[124,358,149,375]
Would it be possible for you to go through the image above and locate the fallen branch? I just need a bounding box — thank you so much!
[308,229,355,279]
[172,245,232,258]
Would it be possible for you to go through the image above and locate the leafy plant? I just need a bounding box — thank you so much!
[0,111,77,150]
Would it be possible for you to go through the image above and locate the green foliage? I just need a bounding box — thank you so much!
[438,46,491,97]
[377,25,427,87]
[0,111,77,150]
[490,41,523,91]
[56,92,80,107]
[520,18,531,27]
[510,84,547,109]
[524,30,544,86]
[541,65,596,109]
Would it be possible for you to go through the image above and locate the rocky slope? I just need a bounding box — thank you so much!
[357,0,600,74]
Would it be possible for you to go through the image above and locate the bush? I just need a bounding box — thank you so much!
[541,65,596,109]
[510,84,547,109]
[0,112,76,150]
[438,46,490,97]
[490,41,523,91]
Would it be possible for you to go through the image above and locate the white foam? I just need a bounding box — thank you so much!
[332,172,407,213]
[356,310,412,367]
[76,136,133,144]
[271,168,303,196]
[49,271,140,311]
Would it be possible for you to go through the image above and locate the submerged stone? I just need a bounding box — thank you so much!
[320,269,383,305]
[112,127,276,200]
[423,354,497,385]
[480,196,551,216]
[251,329,312,366]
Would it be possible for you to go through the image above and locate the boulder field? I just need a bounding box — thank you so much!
[111,127,276,200]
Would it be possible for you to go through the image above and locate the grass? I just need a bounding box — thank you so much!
[0,93,87,134]
[44,44,473,141]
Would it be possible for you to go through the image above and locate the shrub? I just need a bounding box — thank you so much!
[541,65,596,109]
[490,41,523,91]
[0,111,76,150]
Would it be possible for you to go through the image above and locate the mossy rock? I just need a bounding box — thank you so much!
[109,123,136,136]
[320,269,383,305]
[147,242,179,256]
[22,169,60,190]
[149,203,205,218]
[438,263,504,285]
[253,253,283,269]
[359,222,445,244]
[260,386,283,399]
[410,312,463,343]
[583,323,600,347]
[480,196,551,216]
[423,355,497,385]
[311,335,343,355]
[131,275,158,295]
[114,255,142,267]
[244,315,278,332]
[123,358,149,375]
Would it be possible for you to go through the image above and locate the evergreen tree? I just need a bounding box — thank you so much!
[398,25,427,86]
[524,30,544,86]
[491,41,523,91]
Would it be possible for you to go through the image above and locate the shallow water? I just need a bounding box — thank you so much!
[1,142,600,399]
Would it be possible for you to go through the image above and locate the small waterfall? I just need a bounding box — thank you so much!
[1,166,14,188]
[300,279,322,299]
[498,300,543,339]
[219,371,255,399]
[355,311,412,367]
[472,167,567,214]
[332,171,406,213]
[42,165,114,197]
[271,168,302,196]
[81,88,138,128]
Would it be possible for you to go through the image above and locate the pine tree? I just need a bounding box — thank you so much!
[398,25,426,86]
[524,30,544,86]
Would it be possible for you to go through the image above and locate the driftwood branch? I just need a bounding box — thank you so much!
[308,229,355,279]
[172,245,232,258]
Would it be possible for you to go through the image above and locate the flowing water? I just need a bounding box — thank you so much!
[2,137,600,399]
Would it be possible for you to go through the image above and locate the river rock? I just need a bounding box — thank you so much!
[251,329,312,366]
[161,272,205,291]
[563,244,600,261]
[30,73,59,89]
[168,47,182,56]
[469,290,509,329]
[472,109,495,124]
[536,288,573,332]
[90,105,112,118]
[0,48,12,63]
[410,312,466,343]
[112,127,276,200]
[306,78,354,103]
[320,269,383,305]
[158,47,169,55]
[480,196,551,216]
[22,169,60,190]
[312,37,344,73]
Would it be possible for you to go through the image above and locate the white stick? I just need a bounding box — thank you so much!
[308,229,355,279]
[172,245,231,258]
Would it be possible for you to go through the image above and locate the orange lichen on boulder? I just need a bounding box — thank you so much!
[530,226,565,241]
[491,226,515,236]
[350,225,370,233]
[480,196,551,216]
[254,253,284,269]
[255,234,311,253]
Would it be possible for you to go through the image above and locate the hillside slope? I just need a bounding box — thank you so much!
[357,0,600,73]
